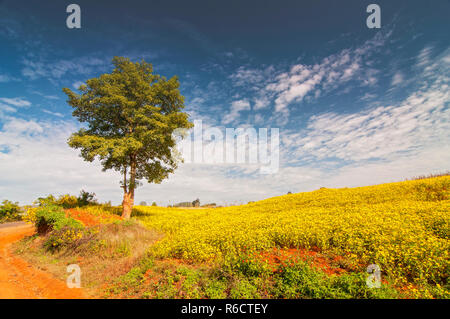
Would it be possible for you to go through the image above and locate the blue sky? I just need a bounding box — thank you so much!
[0,0,449,205]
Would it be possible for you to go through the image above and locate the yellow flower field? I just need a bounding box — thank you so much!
[133,176,449,294]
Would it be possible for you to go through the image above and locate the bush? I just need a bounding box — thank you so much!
[34,205,83,234]
[35,194,57,207]
[35,191,97,209]
[56,194,79,208]
[44,226,84,251]
[272,260,398,299]
[0,200,21,223]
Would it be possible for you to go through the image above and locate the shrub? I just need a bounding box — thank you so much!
[23,207,37,224]
[44,226,84,251]
[34,205,83,234]
[35,194,57,207]
[204,279,227,298]
[0,200,21,222]
[56,194,79,208]
[36,191,98,209]
[230,278,260,299]
[273,260,398,299]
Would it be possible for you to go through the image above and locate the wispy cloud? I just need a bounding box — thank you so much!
[42,109,64,117]
[222,99,251,124]
[21,56,110,81]
[0,74,19,83]
[391,72,404,86]
[283,55,449,165]
[0,97,31,107]
[226,30,392,123]
[265,31,390,113]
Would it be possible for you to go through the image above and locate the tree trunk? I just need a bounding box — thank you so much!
[121,155,136,219]
[122,191,133,219]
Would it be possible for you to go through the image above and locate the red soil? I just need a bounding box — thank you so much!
[66,208,121,226]
[0,223,87,299]
[254,247,347,276]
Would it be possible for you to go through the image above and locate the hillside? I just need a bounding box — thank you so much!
[12,176,450,298]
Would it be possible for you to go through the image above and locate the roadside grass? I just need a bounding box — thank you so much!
[14,219,162,297]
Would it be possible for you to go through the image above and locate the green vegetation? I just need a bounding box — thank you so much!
[0,199,22,223]
[14,176,450,299]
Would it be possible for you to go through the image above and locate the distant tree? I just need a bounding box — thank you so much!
[140,201,147,206]
[77,190,97,206]
[0,200,21,222]
[152,202,157,206]
[36,194,57,207]
[287,191,292,194]
[63,57,193,219]
[192,198,200,207]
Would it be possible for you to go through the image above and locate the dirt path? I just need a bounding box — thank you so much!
[0,222,87,299]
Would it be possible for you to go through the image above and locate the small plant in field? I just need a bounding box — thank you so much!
[230,278,260,299]
[44,226,84,251]
[204,279,227,298]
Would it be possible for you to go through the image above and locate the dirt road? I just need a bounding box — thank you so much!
[0,222,87,299]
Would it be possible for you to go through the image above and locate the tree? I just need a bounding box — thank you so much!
[77,190,97,206]
[0,200,21,222]
[63,57,193,219]
[151,202,157,206]
[192,198,200,207]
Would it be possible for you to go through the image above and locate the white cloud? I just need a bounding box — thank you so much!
[42,109,64,117]
[262,31,391,113]
[253,95,270,110]
[283,70,449,164]
[0,117,123,205]
[416,46,433,67]
[0,97,31,107]
[222,99,251,124]
[0,103,17,113]
[391,72,404,86]
[0,74,18,83]
[229,65,274,87]
[21,56,109,80]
